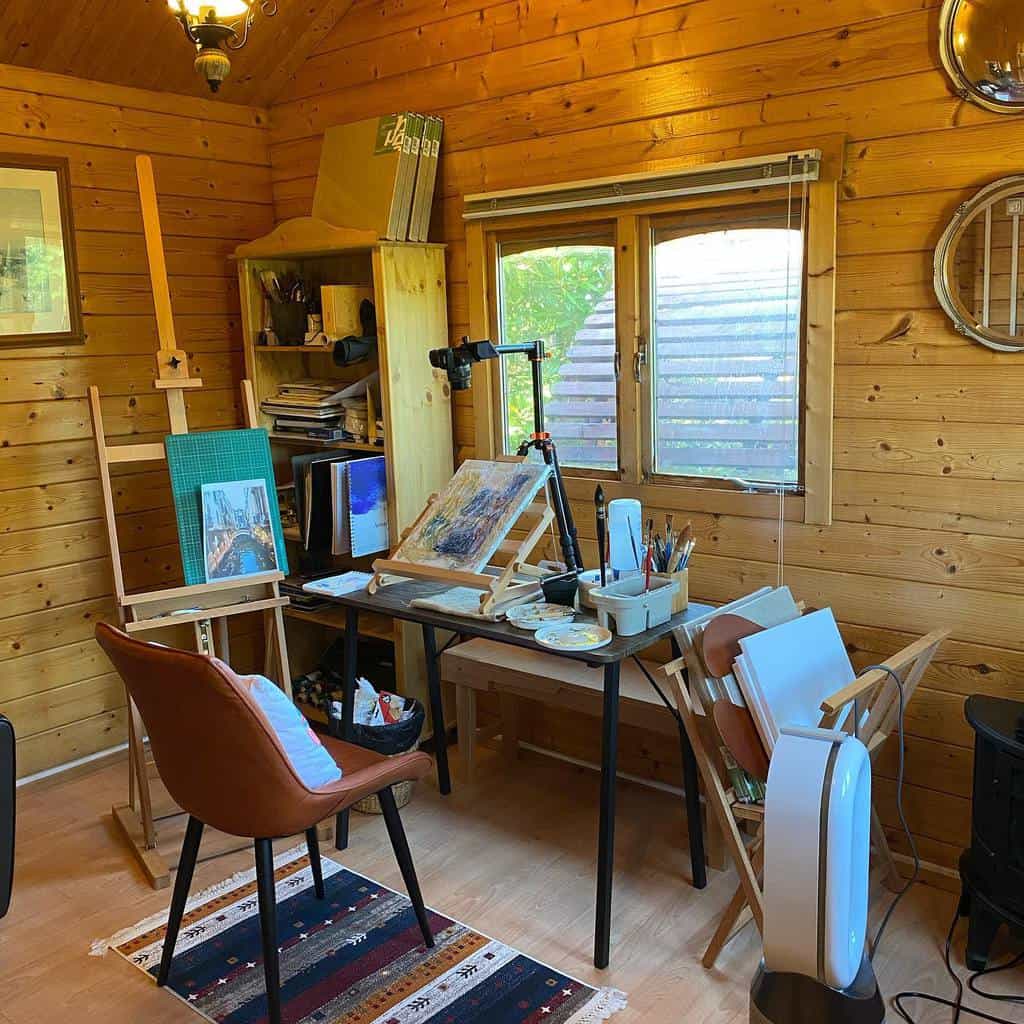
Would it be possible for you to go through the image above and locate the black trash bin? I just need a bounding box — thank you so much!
[328,697,426,813]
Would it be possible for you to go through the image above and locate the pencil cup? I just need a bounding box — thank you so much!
[653,569,688,614]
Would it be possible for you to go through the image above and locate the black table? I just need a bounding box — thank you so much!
[322,578,711,968]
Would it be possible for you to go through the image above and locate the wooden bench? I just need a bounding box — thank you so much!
[440,637,722,866]
[441,639,681,773]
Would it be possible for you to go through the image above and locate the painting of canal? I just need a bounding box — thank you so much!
[201,479,279,582]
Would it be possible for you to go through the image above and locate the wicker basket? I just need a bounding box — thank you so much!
[354,777,414,814]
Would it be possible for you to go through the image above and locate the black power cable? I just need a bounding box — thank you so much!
[862,665,1023,1024]
[892,909,1023,1024]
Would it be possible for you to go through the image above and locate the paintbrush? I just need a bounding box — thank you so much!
[643,517,654,591]
[628,519,641,569]
[594,485,607,587]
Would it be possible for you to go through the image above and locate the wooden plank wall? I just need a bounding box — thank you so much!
[0,65,274,778]
[266,0,1024,876]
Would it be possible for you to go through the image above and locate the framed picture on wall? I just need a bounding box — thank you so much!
[0,155,82,347]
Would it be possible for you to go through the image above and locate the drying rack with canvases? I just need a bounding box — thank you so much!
[369,456,557,614]
[89,155,293,889]
[661,598,947,970]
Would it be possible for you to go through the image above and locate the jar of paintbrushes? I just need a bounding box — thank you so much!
[651,517,694,614]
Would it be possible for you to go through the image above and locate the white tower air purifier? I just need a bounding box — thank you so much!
[750,726,885,1024]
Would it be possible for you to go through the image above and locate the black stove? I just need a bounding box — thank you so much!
[959,694,1024,969]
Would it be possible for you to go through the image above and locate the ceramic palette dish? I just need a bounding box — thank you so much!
[533,622,613,652]
[505,603,575,631]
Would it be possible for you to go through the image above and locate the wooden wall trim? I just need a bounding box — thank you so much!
[804,180,839,525]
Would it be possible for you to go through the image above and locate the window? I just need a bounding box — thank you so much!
[496,237,616,471]
[648,205,804,486]
[466,153,837,525]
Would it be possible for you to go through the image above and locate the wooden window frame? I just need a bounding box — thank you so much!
[640,199,810,495]
[465,168,838,527]
[486,222,621,479]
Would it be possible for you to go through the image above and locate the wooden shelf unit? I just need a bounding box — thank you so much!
[268,433,384,452]
[284,604,395,643]
[236,218,454,709]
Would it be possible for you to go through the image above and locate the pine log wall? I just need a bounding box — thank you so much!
[0,67,274,778]
[267,0,1024,880]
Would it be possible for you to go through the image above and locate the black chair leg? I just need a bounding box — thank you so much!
[254,838,282,1024]
[306,827,325,899]
[157,815,204,987]
[378,787,434,948]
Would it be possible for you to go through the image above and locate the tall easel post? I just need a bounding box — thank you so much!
[90,155,293,888]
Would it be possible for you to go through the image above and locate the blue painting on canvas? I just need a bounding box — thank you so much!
[347,456,388,557]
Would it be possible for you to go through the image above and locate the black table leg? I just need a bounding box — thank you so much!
[335,606,359,851]
[594,660,620,969]
[670,636,706,889]
[678,719,707,889]
[421,624,451,796]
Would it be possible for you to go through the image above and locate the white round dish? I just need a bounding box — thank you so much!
[505,603,575,631]
[533,622,613,652]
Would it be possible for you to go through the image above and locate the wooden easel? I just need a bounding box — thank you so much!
[369,457,556,614]
[662,625,948,970]
[90,155,293,889]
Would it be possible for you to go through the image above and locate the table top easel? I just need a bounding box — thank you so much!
[369,455,557,615]
[88,154,293,889]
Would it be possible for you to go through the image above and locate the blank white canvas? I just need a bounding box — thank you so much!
[735,608,855,755]
[711,586,800,704]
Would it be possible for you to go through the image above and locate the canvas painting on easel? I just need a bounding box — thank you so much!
[392,459,550,572]
[201,479,280,582]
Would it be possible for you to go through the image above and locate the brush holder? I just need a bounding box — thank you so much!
[591,575,679,636]
[652,568,688,614]
[270,301,308,345]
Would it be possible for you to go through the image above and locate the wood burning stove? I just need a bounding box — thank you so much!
[959,695,1024,969]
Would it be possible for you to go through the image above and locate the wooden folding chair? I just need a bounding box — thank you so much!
[664,626,949,969]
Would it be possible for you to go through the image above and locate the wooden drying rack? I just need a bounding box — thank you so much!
[89,155,293,889]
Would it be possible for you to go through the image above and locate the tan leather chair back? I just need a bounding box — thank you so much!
[96,622,313,838]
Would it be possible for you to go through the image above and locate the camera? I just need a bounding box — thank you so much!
[428,337,500,390]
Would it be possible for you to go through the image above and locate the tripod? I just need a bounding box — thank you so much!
[429,336,583,576]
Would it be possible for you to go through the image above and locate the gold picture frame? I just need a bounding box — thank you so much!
[0,154,83,347]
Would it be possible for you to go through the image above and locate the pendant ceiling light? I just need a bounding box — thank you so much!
[169,1,279,92]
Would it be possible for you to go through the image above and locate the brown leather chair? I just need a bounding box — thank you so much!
[96,622,433,1024]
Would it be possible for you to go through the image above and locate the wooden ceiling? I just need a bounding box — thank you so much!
[0,0,354,107]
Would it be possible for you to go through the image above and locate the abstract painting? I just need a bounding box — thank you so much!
[347,456,389,557]
[201,479,279,582]
[391,459,550,572]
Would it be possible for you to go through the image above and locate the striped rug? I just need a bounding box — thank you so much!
[97,845,627,1024]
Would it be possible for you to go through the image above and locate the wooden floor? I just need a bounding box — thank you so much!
[1,746,1020,1023]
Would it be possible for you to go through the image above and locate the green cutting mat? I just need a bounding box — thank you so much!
[165,428,289,585]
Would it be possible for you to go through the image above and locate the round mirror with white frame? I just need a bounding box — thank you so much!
[934,176,1024,352]
[939,0,1024,113]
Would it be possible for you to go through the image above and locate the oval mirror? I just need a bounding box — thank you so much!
[934,176,1024,352]
[939,0,1024,113]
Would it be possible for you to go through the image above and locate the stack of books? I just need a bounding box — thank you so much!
[262,377,385,445]
[262,380,348,440]
[313,113,443,242]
